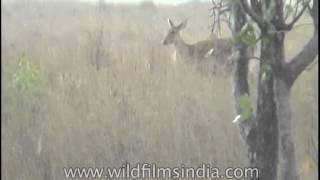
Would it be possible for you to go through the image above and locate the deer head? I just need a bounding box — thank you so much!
[163,19,187,45]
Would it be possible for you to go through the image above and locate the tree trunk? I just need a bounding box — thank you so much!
[230,2,249,106]
[230,3,279,180]
[276,2,318,178]
[228,0,318,180]
[230,0,251,143]
[246,33,280,180]
[274,77,299,180]
[272,27,299,180]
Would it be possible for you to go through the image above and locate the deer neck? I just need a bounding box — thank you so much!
[173,34,188,52]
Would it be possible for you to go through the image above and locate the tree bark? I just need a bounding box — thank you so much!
[274,77,299,180]
[230,2,249,105]
[230,3,279,180]
[230,0,251,142]
[228,1,318,180]
[277,1,318,179]
[246,33,280,180]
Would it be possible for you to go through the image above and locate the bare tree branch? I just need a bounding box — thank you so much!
[267,22,313,34]
[307,3,312,15]
[284,0,293,21]
[305,60,318,71]
[219,7,231,15]
[310,0,318,28]
[284,34,318,85]
[210,0,231,35]
[275,0,284,20]
[283,0,318,85]
[250,0,262,15]
[239,0,266,28]
[284,1,309,30]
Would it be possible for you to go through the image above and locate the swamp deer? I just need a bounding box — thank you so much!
[162,18,234,75]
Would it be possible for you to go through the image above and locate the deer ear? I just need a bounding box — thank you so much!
[178,19,187,30]
[168,19,174,27]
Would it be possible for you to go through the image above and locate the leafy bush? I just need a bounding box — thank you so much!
[13,53,41,93]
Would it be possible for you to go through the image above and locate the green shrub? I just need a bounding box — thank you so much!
[13,53,41,93]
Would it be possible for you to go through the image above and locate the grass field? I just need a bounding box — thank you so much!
[1,1,318,179]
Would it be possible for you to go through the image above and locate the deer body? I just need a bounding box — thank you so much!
[163,19,233,75]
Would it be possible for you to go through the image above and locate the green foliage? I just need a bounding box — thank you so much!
[13,53,41,93]
[261,64,272,73]
[234,23,258,47]
[239,95,252,121]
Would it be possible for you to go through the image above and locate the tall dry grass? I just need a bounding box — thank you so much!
[2,1,318,180]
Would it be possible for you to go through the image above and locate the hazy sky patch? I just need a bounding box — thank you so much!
[81,0,207,5]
